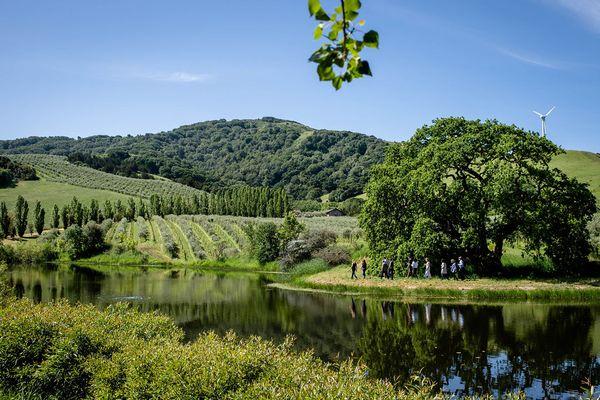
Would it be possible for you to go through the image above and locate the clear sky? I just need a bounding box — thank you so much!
[0,0,599,151]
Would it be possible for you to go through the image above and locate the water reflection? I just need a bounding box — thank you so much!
[5,265,600,399]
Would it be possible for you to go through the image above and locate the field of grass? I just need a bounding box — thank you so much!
[551,150,600,201]
[278,265,600,301]
[6,153,204,199]
[0,179,134,214]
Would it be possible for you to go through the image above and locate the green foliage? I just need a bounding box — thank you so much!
[2,118,386,201]
[0,203,11,239]
[313,245,351,266]
[277,213,305,250]
[0,156,37,188]
[361,118,597,275]
[309,0,379,89]
[0,299,439,400]
[589,213,600,257]
[0,169,12,188]
[51,204,60,229]
[33,201,44,235]
[248,222,280,264]
[14,196,28,238]
[58,222,107,260]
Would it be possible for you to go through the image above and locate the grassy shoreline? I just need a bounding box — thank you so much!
[278,265,600,302]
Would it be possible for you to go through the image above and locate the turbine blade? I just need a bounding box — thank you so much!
[533,111,543,117]
[545,106,556,116]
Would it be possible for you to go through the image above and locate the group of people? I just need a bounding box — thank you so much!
[350,256,467,280]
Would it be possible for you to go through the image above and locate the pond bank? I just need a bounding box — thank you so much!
[279,265,600,302]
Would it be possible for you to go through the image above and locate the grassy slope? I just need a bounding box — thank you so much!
[0,179,134,214]
[551,150,600,200]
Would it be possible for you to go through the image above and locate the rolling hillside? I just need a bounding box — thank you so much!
[550,150,600,201]
[7,154,204,199]
[0,118,386,201]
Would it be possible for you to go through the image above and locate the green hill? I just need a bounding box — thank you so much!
[550,150,600,201]
[0,118,386,201]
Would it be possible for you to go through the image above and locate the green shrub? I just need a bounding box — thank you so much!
[11,241,58,264]
[314,245,351,267]
[0,299,439,400]
[0,300,180,399]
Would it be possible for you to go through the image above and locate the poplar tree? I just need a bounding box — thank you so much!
[52,204,60,229]
[33,201,45,235]
[0,202,11,238]
[14,195,28,237]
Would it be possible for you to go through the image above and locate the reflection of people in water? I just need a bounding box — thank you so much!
[440,306,447,322]
[425,303,432,325]
[350,298,357,319]
[361,299,367,318]
[381,302,388,320]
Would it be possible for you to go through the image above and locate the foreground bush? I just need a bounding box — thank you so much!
[0,299,440,400]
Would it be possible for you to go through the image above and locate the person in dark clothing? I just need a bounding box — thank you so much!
[388,259,395,280]
[351,261,358,279]
[380,258,389,278]
[361,259,367,278]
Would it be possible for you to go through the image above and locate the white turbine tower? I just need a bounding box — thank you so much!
[533,106,555,137]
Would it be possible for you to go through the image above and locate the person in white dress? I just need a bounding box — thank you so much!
[424,258,432,278]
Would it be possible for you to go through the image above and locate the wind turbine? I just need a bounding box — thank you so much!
[533,106,555,137]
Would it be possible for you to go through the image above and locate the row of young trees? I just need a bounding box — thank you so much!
[0,187,292,238]
[0,196,46,238]
[149,187,290,218]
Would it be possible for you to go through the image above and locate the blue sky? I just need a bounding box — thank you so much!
[0,0,599,151]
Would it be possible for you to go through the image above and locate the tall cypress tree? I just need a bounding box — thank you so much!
[52,204,60,229]
[14,195,28,237]
[61,205,69,229]
[0,202,11,238]
[89,199,99,222]
[34,201,45,235]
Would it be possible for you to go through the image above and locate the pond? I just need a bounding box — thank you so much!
[5,264,600,399]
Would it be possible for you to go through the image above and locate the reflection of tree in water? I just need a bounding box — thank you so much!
[358,302,600,397]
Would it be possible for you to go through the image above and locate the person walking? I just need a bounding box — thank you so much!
[351,261,358,279]
[424,258,431,278]
[411,258,419,277]
[406,256,413,277]
[450,259,457,279]
[388,259,395,280]
[440,260,448,279]
[458,256,466,280]
[380,258,389,279]
[361,259,367,278]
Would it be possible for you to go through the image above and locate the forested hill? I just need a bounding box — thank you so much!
[0,118,387,201]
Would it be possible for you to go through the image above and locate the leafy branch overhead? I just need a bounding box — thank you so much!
[308,0,379,90]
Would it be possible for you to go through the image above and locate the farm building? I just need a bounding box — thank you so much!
[325,208,345,217]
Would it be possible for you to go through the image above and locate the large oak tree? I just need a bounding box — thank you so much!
[361,117,596,274]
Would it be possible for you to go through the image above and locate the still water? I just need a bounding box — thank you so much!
[5,265,600,399]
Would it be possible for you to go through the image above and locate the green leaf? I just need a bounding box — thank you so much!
[332,76,343,90]
[317,63,335,81]
[314,7,330,21]
[345,0,361,12]
[313,24,323,40]
[308,0,321,16]
[357,60,372,76]
[363,30,379,48]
